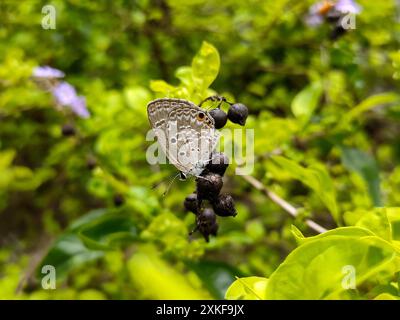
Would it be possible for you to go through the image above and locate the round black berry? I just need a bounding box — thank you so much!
[212,193,237,217]
[196,172,223,202]
[61,123,76,136]
[326,11,341,24]
[227,103,248,126]
[200,208,217,222]
[330,24,347,40]
[209,108,228,129]
[209,221,218,236]
[113,194,124,207]
[196,208,218,242]
[184,193,198,214]
[207,152,229,176]
[86,156,97,170]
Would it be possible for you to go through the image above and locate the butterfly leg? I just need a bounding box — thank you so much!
[188,225,199,242]
[195,175,212,183]
[202,154,228,165]
[199,95,228,108]
[179,171,188,181]
[189,225,198,236]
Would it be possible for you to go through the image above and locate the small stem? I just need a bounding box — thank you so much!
[16,235,53,294]
[237,169,328,234]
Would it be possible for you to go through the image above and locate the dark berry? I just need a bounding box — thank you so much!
[212,193,237,217]
[326,11,341,24]
[227,103,248,126]
[330,24,347,40]
[207,152,229,176]
[86,156,97,170]
[113,194,124,207]
[200,208,217,222]
[196,208,218,242]
[209,108,228,129]
[61,123,75,136]
[196,172,223,202]
[184,193,198,214]
[209,221,218,236]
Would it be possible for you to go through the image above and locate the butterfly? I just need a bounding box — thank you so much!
[147,98,220,181]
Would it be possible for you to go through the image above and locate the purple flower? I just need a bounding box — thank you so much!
[305,1,331,27]
[70,96,90,119]
[306,12,324,27]
[305,0,361,27]
[52,82,90,118]
[32,66,65,78]
[52,82,78,106]
[33,67,90,119]
[335,0,361,14]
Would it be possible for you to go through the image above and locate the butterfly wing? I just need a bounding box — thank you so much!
[167,103,219,175]
[147,98,182,130]
[147,98,182,165]
[147,98,219,175]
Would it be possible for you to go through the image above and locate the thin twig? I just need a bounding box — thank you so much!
[237,168,328,234]
[16,235,53,294]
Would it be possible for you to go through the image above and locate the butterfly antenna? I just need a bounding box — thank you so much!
[151,179,165,190]
[151,172,177,190]
[162,172,181,197]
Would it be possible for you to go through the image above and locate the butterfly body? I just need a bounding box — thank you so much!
[147,98,219,178]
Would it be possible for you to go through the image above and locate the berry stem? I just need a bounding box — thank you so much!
[236,168,328,234]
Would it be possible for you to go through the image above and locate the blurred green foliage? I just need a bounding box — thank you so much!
[1,0,400,300]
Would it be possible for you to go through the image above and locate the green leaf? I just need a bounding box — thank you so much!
[186,260,244,299]
[191,41,220,93]
[0,149,15,169]
[369,283,400,298]
[225,277,268,300]
[69,209,109,230]
[265,235,399,299]
[386,208,400,241]
[291,81,323,123]
[272,156,339,222]
[374,293,400,300]
[38,234,104,280]
[38,209,137,279]
[127,246,212,299]
[343,208,392,241]
[341,147,382,206]
[124,86,152,112]
[340,93,399,129]
[291,225,374,245]
[291,225,306,244]
[78,213,138,250]
[175,66,194,89]
[149,80,176,95]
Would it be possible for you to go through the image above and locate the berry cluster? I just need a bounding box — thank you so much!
[184,97,249,242]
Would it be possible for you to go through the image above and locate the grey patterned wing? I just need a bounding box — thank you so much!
[147,98,219,175]
[167,103,219,175]
[147,98,176,130]
[147,98,187,164]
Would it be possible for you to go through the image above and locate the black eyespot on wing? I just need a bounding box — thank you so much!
[197,112,205,121]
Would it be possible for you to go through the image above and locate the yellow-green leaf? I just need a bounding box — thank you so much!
[291,81,323,123]
[192,41,220,92]
[225,276,268,300]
